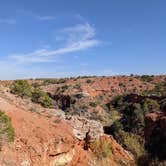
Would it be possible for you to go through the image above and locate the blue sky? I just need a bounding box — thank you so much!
[0,0,165,79]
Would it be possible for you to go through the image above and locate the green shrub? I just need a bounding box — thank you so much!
[111,120,123,132]
[74,93,84,99]
[143,82,166,96]
[43,79,58,85]
[119,131,145,159]
[11,80,32,97]
[111,95,124,109]
[119,83,124,87]
[0,111,14,143]
[10,80,55,108]
[32,89,54,108]
[43,78,67,85]
[57,78,67,84]
[61,85,69,91]
[80,103,89,110]
[31,82,40,88]
[142,98,160,113]
[56,85,69,93]
[86,79,92,84]
[73,83,81,90]
[123,103,145,134]
[89,102,98,108]
[39,95,54,108]
[140,75,153,82]
[55,87,62,94]
[90,137,112,159]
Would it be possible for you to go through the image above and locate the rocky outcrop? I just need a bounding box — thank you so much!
[145,112,166,160]
[50,149,75,166]
[68,116,104,140]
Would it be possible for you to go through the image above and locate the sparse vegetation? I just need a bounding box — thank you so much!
[11,80,54,108]
[86,79,92,84]
[139,75,154,82]
[32,88,54,108]
[0,111,15,143]
[7,75,166,165]
[42,78,67,85]
[61,84,69,91]
[142,98,160,113]
[104,82,166,165]
[119,83,124,87]
[11,80,32,97]
[73,83,82,90]
[120,131,145,159]
[89,102,98,108]
[143,82,166,96]
[90,137,112,159]
[74,93,84,99]
[55,84,69,93]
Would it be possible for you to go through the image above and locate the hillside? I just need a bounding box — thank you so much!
[0,75,165,166]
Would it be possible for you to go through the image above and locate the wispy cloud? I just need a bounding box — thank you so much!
[36,16,56,21]
[0,18,16,24]
[10,23,100,63]
[17,9,56,21]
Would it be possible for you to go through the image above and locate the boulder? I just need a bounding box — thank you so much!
[68,116,104,140]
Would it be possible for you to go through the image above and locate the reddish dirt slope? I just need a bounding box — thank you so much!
[39,76,157,99]
[0,86,134,166]
[0,95,74,166]
[81,76,154,97]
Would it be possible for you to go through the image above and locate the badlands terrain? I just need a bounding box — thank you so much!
[0,75,165,166]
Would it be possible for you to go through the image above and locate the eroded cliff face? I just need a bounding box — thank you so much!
[0,86,134,166]
[145,112,166,160]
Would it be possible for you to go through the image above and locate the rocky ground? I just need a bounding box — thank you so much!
[0,83,134,166]
[0,75,165,166]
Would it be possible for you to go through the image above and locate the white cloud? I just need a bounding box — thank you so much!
[63,23,96,42]
[10,23,100,63]
[0,19,16,24]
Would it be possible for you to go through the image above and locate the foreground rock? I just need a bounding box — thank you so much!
[68,115,104,140]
